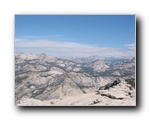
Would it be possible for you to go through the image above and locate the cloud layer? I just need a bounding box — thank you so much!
[15,39,135,57]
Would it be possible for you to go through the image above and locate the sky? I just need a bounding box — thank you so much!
[15,15,135,57]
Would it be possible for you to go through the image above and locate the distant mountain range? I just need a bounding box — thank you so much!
[15,53,135,106]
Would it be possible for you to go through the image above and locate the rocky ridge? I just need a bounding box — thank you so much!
[15,53,135,106]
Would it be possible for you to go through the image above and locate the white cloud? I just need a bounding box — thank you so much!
[124,43,135,50]
[15,39,135,57]
[126,44,135,47]
[20,35,63,39]
[124,43,135,47]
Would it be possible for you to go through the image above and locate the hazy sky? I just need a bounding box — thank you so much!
[15,15,135,57]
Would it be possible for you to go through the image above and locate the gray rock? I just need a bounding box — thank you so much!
[99,78,121,90]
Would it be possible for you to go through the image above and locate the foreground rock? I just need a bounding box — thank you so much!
[17,79,135,106]
[18,91,135,106]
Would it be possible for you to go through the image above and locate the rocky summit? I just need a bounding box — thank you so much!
[15,53,136,106]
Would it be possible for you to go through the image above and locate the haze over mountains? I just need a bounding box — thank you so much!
[15,52,135,106]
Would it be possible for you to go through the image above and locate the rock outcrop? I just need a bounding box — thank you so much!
[98,78,121,90]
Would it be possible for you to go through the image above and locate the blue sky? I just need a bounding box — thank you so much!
[15,15,135,57]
